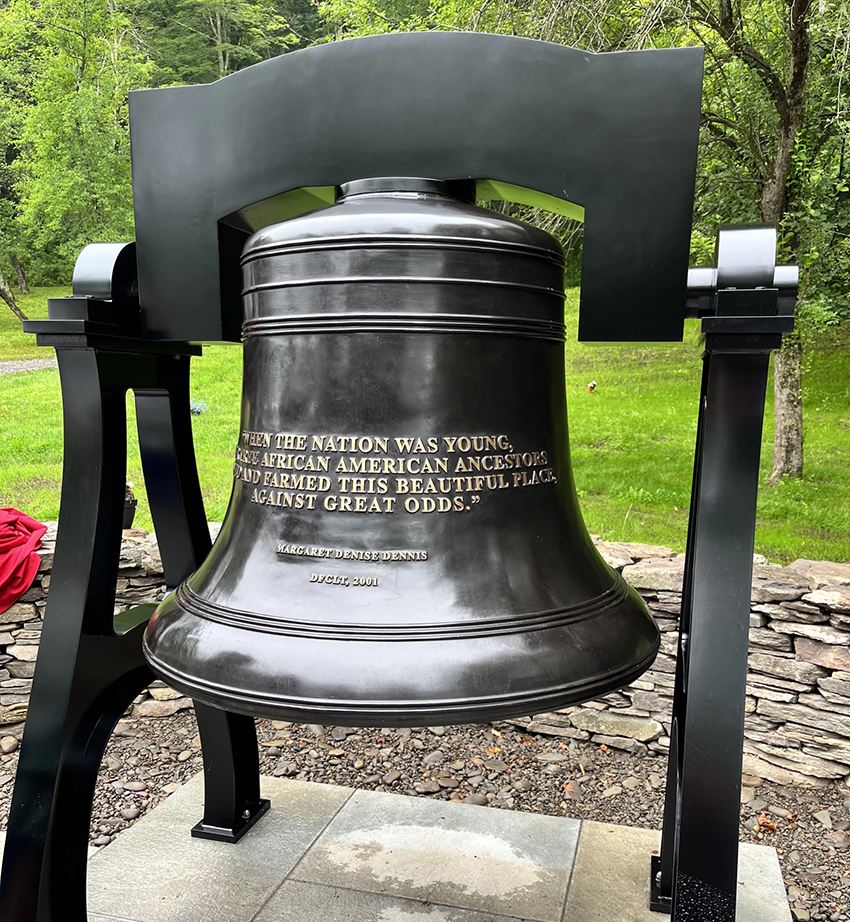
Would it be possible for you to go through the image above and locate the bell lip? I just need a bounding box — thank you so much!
[142,634,660,728]
[143,573,659,726]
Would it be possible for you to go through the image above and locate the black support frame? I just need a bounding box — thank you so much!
[0,339,267,922]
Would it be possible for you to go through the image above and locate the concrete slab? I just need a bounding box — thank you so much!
[562,821,791,922]
[292,789,581,921]
[258,879,535,921]
[737,840,793,922]
[0,773,786,922]
[86,774,353,922]
[562,822,659,922]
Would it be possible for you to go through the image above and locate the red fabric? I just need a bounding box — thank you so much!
[0,509,48,614]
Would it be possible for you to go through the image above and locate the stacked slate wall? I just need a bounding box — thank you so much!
[514,540,850,788]
[0,525,170,735]
[2,526,849,786]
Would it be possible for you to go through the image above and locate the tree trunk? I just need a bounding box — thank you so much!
[10,254,29,294]
[761,148,805,484]
[705,0,811,483]
[759,124,794,224]
[767,331,803,484]
[0,265,28,321]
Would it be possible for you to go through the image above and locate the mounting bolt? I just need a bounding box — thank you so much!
[242,808,252,820]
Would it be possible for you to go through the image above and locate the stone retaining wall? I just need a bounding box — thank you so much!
[3,525,849,786]
[0,524,172,736]
[514,540,850,788]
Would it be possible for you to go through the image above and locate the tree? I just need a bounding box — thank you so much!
[9,253,29,293]
[130,0,297,85]
[319,0,850,482]
[0,4,32,293]
[277,0,327,49]
[0,0,304,285]
[684,0,849,482]
[0,260,26,320]
[0,0,155,279]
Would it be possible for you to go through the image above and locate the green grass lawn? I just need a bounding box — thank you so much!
[1,287,848,563]
[567,317,850,563]
[0,287,62,359]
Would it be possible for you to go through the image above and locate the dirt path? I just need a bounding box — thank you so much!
[0,358,57,375]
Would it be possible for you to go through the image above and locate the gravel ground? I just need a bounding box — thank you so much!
[0,358,57,375]
[1,710,848,920]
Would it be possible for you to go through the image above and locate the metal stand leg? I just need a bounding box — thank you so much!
[0,349,153,922]
[191,706,270,841]
[135,357,269,841]
[0,345,267,921]
[653,348,772,920]
[649,224,795,920]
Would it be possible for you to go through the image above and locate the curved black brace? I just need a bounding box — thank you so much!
[129,32,704,344]
[0,345,265,922]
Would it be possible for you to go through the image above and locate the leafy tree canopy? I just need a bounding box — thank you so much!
[0,0,847,480]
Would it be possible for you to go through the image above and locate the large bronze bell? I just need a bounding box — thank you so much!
[143,177,659,726]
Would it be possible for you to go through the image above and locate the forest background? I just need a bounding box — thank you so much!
[0,0,848,562]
